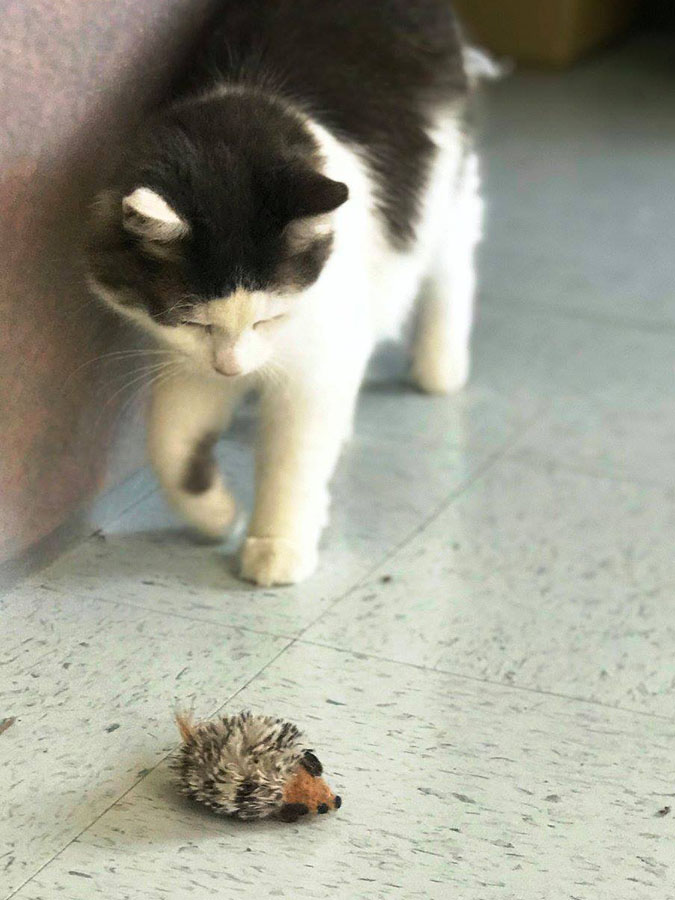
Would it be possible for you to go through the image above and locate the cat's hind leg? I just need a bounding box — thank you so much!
[147,370,245,539]
[411,150,483,395]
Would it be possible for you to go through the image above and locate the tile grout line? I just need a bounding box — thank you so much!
[292,398,553,644]
[11,635,670,900]
[6,599,295,683]
[8,633,672,900]
[9,402,551,668]
[7,413,670,894]
[4,638,296,900]
[100,464,159,522]
[20,581,675,725]
[7,407,549,701]
[19,586,298,648]
[293,636,675,724]
[1,399,551,898]
[0,473,161,603]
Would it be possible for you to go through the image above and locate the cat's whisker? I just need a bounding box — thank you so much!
[62,349,178,394]
[99,360,185,433]
[103,364,175,410]
[116,362,184,421]
[161,297,196,319]
[260,359,291,392]
[107,362,178,391]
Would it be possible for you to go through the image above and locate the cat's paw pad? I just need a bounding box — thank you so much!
[171,484,237,541]
[411,347,470,395]
[240,537,318,587]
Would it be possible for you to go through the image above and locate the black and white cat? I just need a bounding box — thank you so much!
[87,1,488,586]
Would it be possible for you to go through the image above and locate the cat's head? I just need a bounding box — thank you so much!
[86,94,348,377]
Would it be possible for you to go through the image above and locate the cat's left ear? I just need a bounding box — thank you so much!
[282,168,349,220]
[122,187,189,242]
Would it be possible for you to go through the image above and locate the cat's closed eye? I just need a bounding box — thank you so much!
[181,321,212,333]
[253,314,286,331]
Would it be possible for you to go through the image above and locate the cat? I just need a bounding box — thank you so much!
[86,1,487,586]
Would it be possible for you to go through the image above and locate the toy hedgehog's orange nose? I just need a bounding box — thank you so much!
[318,794,342,813]
[282,767,341,818]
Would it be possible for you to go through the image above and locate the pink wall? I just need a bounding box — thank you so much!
[0,0,218,565]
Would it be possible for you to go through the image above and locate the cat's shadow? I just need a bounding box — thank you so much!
[83,525,261,596]
[78,372,417,600]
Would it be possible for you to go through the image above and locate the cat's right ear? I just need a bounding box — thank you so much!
[278,167,349,222]
[122,187,189,242]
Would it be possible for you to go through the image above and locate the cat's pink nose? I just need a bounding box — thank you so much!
[214,362,241,377]
[214,347,242,376]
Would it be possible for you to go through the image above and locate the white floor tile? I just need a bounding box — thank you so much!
[473,305,675,406]
[0,591,286,897]
[18,385,535,638]
[11,645,675,900]
[507,395,675,488]
[308,459,675,715]
[4,35,675,900]
[478,38,675,328]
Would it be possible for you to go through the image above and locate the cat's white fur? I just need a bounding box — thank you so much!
[93,107,483,586]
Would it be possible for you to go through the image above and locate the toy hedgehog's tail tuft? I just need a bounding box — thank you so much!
[175,708,196,743]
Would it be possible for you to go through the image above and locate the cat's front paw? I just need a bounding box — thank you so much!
[240,536,318,587]
[168,483,237,541]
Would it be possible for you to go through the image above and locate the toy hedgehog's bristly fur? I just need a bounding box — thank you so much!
[172,711,341,822]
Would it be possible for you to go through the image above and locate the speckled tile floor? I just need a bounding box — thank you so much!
[2,36,675,900]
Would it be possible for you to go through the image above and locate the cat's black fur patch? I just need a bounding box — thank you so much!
[87,96,347,321]
[88,2,468,318]
[187,0,467,246]
[182,431,219,495]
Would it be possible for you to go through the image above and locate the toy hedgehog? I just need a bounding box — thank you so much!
[173,711,342,823]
